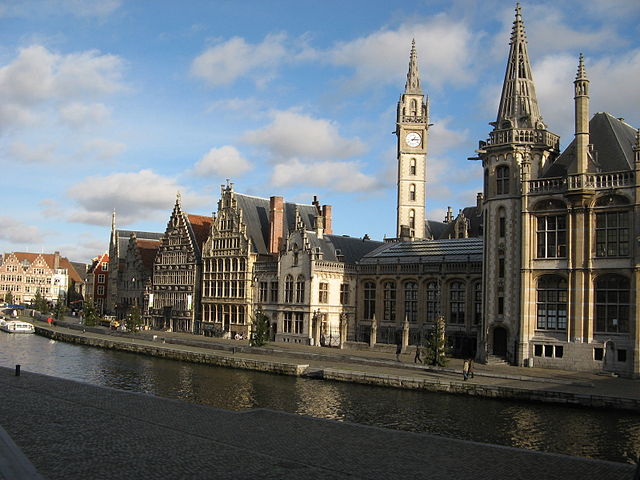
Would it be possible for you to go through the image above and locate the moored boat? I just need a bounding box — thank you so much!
[0,320,35,334]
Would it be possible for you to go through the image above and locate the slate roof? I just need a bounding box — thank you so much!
[425,220,448,240]
[116,230,163,261]
[544,113,637,177]
[304,233,384,264]
[359,237,483,264]
[234,193,317,255]
[437,206,483,239]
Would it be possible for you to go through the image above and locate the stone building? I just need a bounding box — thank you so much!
[85,252,109,314]
[149,194,211,333]
[200,182,328,338]
[475,5,639,376]
[117,234,160,319]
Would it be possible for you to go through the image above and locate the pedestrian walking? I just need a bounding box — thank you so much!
[414,345,423,364]
[462,359,470,381]
[395,342,402,362]
[468,358,474,379]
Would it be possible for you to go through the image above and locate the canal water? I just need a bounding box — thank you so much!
[1,333,639,464]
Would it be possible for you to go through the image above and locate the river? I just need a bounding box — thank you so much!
[1,332,639,464]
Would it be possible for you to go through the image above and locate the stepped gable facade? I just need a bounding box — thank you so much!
[118,234,161,319]
[475,5,639,376]
[85,252,110,313]
[149,194,211,333]
[201,182,327,338]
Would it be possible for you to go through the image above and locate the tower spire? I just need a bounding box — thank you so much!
[574,53,590,174]
[495,3,543,130]
[110,209,117,247]
[405,38,422,94]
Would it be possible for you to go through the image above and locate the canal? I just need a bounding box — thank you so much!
[1,333,639,464]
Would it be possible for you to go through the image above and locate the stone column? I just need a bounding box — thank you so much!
[402,315,410,352]
[339,314,347,349]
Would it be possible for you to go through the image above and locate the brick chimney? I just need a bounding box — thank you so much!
[322,205,332,234]
[269,196,284,254]
[53,251,60,269]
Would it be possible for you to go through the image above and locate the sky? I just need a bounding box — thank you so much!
[1,0,639,263]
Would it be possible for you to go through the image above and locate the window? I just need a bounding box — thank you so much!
[534,344,543,357]
[499,209,506,238]
[473,283,482,325]
[596,212,629,257]
[595,274,629,333]
[498,296,504,315]
[449,281,465,324]
[295,276,305,303]
[102,262,109,271]
[617,349,627,363]
[496,165,509,195]
[364,282,376,320]
[426,281,439,322]
[404,281,417,323]
[498,257,505,278]
[340,284,349,305]
[97,285,105,296]
[270,281,278,302]
[318,282,328,303]
[294,312,304,334]
[594,348,604,361]
[259,282,268,302]
[409,158,416,175]
[284,312,293,333]
[536,215,566,258]
[383,281,396,322]
[555,346,563,358]
[97,274,105,283]
[536,275,567,330]
[284,276,294,303]
[409,184,416,201]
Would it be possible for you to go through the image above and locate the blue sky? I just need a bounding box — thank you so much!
[1,0,639,262]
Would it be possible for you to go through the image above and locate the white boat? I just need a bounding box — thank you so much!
[0,320,35,334]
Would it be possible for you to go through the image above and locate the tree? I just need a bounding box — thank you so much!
[424,315,449,367]
[4,291,13,304]
[53,296,66,321]
[32,289,49,313]
[250,311,270,347]
[126,305,142,332]
[83,299,99,327]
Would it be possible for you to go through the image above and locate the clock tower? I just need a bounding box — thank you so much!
[396,40,429,239]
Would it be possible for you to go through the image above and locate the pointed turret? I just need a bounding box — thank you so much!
[574,54,590,174]
[495,3,543,130]
[405,39,422,94]
[110,209,117,249]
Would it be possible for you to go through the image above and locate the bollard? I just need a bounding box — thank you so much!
[15,364,20,376]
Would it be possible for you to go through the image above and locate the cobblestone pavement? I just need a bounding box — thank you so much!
[0,367,635,480]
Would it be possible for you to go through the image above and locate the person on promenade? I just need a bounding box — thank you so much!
[463,359,470,381]
[395,342,402,362]
[468,359,474,379]
[414,345,423,364]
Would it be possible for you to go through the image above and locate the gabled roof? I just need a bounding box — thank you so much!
[544,113,637,177]
[304,233,384,264]
[425,220,448,240]
[116,230,163,261]
[186,214,212,252]
[4,252,84,282]
[233,193,317,255]
[437,206,483,240]
[136,239,161,272]
[359,237,483,264]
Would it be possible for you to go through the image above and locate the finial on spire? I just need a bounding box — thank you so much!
[510,2,527,45]
[576,53,587,80]
[176,191,182,207]
[404,40,422,94]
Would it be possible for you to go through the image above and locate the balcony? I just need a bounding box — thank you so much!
[487,128,560,151]
[527,171,635,194]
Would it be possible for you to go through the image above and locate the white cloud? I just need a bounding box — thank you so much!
[243,110,366,161]
[59,102,111,128]
[9,141,58,164]
[0,215,43,244]
[192,145,252,178]
[66,169,208,226]
[191,33,288,88]
[428,117,468,156]
[270,158,380,193]
[80,138,126,160]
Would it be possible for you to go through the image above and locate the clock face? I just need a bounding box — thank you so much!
[405,132,421,147]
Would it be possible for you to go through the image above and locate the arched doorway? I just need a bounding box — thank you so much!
[492,326,507,356]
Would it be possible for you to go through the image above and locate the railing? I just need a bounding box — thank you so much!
[487,128,560,151]
[400,115,427,124]
[527,171,635,194]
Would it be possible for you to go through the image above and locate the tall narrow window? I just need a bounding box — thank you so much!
[294,312,304,334]
[595,274,629,333]
[499,208,506,238]
[318,282,328,304]
[409,159,416,175]
[259,282,268,302]
[498,257,505,278]
[404,281,418,322]
[496,165,509,195]
[284,312,293,333]
[409,184,416,201]
[426,281,439,322]
[409,209,415,230]
[340,284,349,305]
[596,211,629,257]
[473,283,482,325]
[449,281,465,324]
[383,281,396,322]
[536,275,567,330]
[270,281,278,302]
[295,276,305,303]
[284,275,294,303]
[364,282,376,320]
[536,215,567,258]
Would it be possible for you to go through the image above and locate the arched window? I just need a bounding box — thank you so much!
[295,275,305,303]
[595,275,629,333]
[496,165,509,195]
[410,158,416,175]
[411,99,418,116]
[404,281,418,323]
[536,275,567,330]
[364,281,376,320]
[409,184,416,201]
[408,209,415,229]
[449,281,465,324]
[426,281,439,322]
[383,281,396,322]
[284,275,294,303]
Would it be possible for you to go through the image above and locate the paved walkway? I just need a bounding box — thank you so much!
[0,367,635,480]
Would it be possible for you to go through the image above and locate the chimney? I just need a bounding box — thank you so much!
[268,196,284,254]
[322,205,332,234]
[444,206,453,223]
[399,225,411,241]
[476,192,483,210]
[54,251,60,269]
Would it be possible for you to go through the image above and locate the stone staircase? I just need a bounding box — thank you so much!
[486,355,509,365]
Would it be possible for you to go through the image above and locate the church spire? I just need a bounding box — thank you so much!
[404,39,422,94]
[495,3,543,130]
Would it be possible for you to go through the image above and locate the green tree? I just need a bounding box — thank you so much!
[53,296,66,321]
[250,311,270,347]
[83,299,99,327]
[126,305,142,332]
[424,315,449,367]
[4,291,14,304]
[32,289,49,313]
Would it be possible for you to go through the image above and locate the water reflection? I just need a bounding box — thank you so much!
[1,333,639,464]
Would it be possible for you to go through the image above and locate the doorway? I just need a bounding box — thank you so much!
[492,326,507,356]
